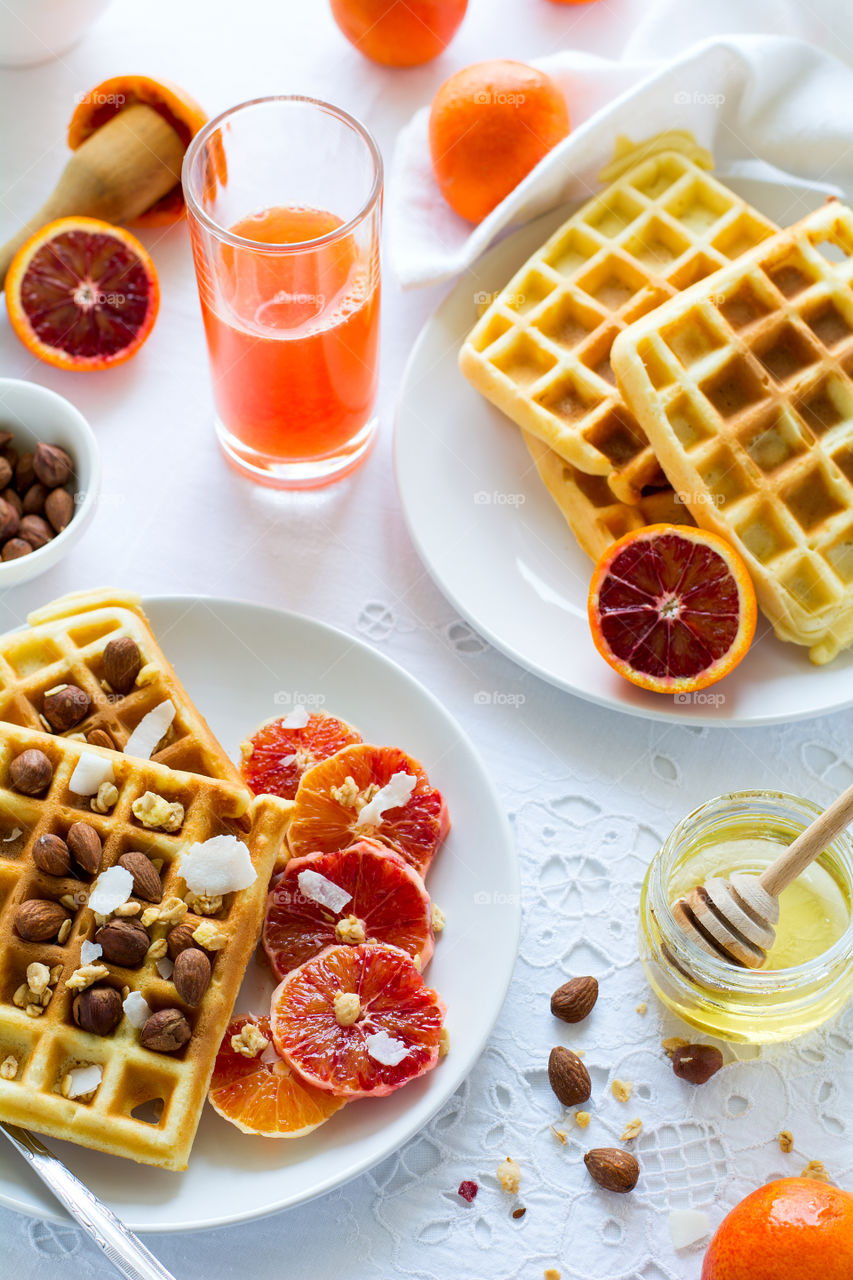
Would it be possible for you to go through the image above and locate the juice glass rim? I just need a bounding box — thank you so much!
[182,94,384,254]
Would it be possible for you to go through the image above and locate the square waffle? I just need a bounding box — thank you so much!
[0,590,243,786]
[522,430,692,561]
[611,201,853,664]
[459,148,778,504]
[0,723,291,1169]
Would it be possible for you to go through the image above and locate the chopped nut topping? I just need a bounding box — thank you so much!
[431,904,446,934]
[187,892,223,917]
[132,791,184,832]
[66,963,109,992]
[662,1036,689,1058]
[57,918,72,944]
[635,1002,647,1015]
[0,1054,18,1080]
[496,1156,521,1195]
[25,1004,44,1018]
[26,962,51,997]
[59,893,79,911]
[544,1270,561,1280]
[621,1118,643,1141]
[192,921,227,950]
[91,781,119,814]
[412,953,422,972]
[334,992,361,1026]
[335,914,366,945]
[575,1110,591,1129]
[12,984,28,1008]
[230,1021,270,1058]
[113,901,141,918]
[49,964,63,983]
[146,938,168,961]
[611,1079,633,1103]
[142,896,187,928]
[550,1126,568,1145]
[330,776,360,808]
[801,1159,832,1183]
[778,1130,794,1153]
[439,1026,450,1058]
[135,663,157,687]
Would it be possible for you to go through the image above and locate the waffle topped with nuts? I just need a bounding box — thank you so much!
[0,721,291,1169]
[0,589,243,786]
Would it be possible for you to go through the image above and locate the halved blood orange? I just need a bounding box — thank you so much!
[241,711,363,801]
[208,1014,345,1137]
[263,839,434,979]
[271,943,446,1098]
[5,217,159,371]
[588,524,757,694]
[287,744,450,877]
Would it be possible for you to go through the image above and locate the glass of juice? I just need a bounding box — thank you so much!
[182,96,382,488]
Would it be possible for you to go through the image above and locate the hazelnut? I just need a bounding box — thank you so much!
[167,918,202,959]
[140,1008,191,1052]
[15,452,35,493]
[45,488,74,533]
[33,443,73,488]
[173,948,211,1006]
[32,833,72,876]
[10,748,53,794]
[3,488,22,517]
[2,538,32,561]
[86,728,116,750]
[22,483,48,515]
[66,821,102,875]
[0,457,11,490]
[103,636,142,694]
[95,917,149,967]
[18,514,53,550]
[0,497,19,539]
[14,898,69,942]
[43,683,91,732]
[117,851,162,903]
[72,984,122,1036]
[671,1044,724,1085]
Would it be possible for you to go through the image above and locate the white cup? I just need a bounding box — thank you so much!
[0,0,114,68]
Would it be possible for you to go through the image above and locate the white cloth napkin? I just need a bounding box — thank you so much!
[388,33,853,287]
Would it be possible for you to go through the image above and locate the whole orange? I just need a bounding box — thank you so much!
[429,60,569,222]
[702,1179,853,1280]
[329,0,467,67]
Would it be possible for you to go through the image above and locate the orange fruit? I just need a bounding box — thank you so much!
[5,217,159,372]
[286,743,450,877]
[429,60,570,223]
[241,710,363,801]
[271,942,446,1097]
[263,839,434,979]
[588,524,757,694]
[330,0,467,67]
[68,75,207,225]
[702,1179,853,1280]
[208,1015,344,1137]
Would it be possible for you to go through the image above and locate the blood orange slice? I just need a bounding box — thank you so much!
[588,524,757,694]
[263,839,434,979]
[271,943,446,1098]
[241,710,362,801]
[5,216,159,371]
[286,744,450,877]
[208,1014,344,1137]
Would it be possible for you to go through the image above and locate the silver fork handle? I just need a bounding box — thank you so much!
[3,1125,177,1280]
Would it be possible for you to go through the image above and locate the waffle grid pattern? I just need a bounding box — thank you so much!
[460,150,778,505]
[611,201,853,664]
[0,722,290,1169]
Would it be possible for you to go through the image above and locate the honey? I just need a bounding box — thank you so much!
[639,791,853,1043]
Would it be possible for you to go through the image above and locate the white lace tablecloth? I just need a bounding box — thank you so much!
[2,0,853,1275]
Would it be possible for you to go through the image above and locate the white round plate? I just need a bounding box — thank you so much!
[395,176,853,727]
[0,597,519,1232]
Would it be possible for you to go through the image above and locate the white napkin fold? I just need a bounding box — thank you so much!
[388,34,853,288]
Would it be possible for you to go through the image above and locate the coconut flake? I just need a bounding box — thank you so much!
[124,700,176,761]
[365,1029,411,1067]
[65,1064,102,1098]
[669,1209,711,1249]
[88,865,134,915]
[260,1042,280,1066]
[123,991,152,1028]
[155,956,174,980]
[357,771,417,827]
[69,751,115,796]
[297,869,352,914]
[282,705,310,729]
[3,827,22,842]
[80,940,103,965]
[179,834,256,895]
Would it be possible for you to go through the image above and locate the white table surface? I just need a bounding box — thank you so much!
[3,1,853,1276]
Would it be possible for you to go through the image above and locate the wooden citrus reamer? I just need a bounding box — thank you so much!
[673,780,853,968]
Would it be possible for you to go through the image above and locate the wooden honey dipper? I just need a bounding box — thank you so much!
[673,781,853,968]
[0,75,206,286]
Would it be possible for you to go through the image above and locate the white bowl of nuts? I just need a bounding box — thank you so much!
[0,378,100,586]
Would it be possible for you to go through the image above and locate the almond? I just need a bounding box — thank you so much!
[103,636,142,694]
[118,851,162,903]
[31,833,71,877]
[550,976,598,1024]
[547,1046,591,1107]
[172,947,211,1006]
[671,1043,724,1085]
[66,822,102,875]
[72,985,122,1035]
[584,1148,639,1193]
[86,728,116,751]
[15,899,69,942]
[95,918,149,968]
[140,1008,191,1052]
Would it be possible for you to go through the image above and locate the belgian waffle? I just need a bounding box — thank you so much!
[459,148,778,504]
[0,590,242,785]
[611,201,853,664]
[0,722,291,1169]
[522,431,692,561]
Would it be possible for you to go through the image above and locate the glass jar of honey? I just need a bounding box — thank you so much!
[638,790,853,1043]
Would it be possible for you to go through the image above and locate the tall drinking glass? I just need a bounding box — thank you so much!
[182,96,382,488]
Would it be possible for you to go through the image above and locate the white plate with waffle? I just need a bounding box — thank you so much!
[0,595,519,1230]
[395,173,853,726]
